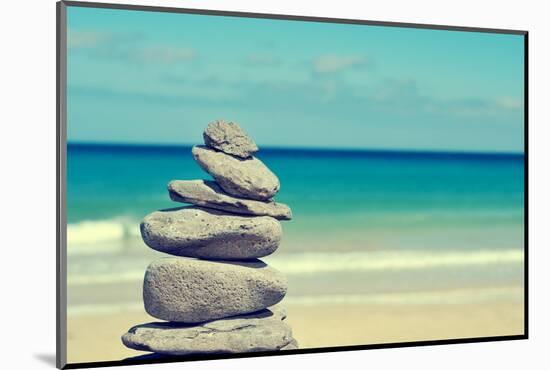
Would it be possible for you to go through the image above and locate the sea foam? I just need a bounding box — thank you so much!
[67,219,141,254]
[268,249,524,274]
[67,249,524,286]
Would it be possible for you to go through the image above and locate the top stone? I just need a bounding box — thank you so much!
[203,120,259,159]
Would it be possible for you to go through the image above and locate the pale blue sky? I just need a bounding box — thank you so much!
[66,6,525,152]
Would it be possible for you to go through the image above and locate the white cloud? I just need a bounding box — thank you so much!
[495,97,524,110]
[312,55,368,74]
[246,53,281,66]
[127,46,197,64]
[422,96,524,118]
[68,29,195,64]
[67,30,110,49]
[372,79,419,102]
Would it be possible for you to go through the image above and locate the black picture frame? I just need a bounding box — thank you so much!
[56,1,529,368]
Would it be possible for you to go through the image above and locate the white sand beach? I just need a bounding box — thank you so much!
[67,298,524,364]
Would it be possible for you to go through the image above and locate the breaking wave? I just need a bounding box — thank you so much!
[67,249,524,285]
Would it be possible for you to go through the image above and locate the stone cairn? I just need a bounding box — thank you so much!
[122,120,298,356]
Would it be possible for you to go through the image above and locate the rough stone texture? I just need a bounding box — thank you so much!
[192,145,279,201]
[168,180,292,220]
[143,258,287,323]
[280,338,299,350]
[203,120,259,158]
[122,307,293,355]
[140,206,282,260]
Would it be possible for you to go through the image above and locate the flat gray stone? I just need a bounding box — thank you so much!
[143,258,287,323]
[122,306,293,355]
[168,180,292,220]
[192,145,279,201]
[140,206,282,260]
[203,120,258,158]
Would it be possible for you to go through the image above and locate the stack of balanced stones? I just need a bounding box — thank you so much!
[122,120,298,356]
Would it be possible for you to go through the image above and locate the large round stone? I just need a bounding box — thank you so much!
[143,258,287,323]
[140,206,282,260]
[192,145,279,201]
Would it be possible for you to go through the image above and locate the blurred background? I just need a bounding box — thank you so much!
[65,5,525,363]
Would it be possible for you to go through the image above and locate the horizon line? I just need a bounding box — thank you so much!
[67,141,524,157]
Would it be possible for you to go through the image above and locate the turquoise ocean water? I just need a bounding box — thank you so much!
[66,143,525,312]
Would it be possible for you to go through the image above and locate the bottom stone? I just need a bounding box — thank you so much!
[281,338,299,350]
[122,306,297,355]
